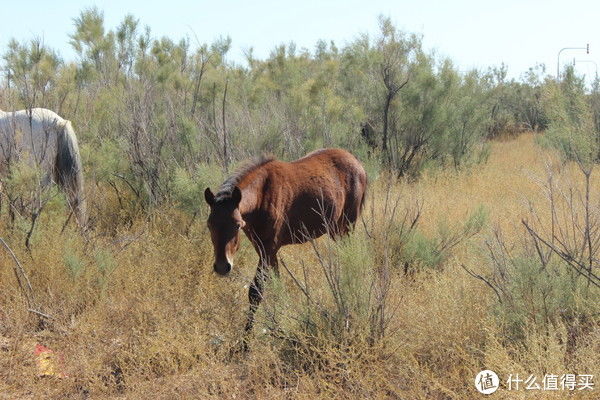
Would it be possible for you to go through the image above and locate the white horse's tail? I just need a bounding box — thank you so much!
[55,120,87,227]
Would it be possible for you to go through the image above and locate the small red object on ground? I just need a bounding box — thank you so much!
[34,344,67,378]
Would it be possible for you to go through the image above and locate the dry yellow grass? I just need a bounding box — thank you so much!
[0,133,598,399]
[414,133,555,235]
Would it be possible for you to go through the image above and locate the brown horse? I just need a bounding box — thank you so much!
[204,148,367,332]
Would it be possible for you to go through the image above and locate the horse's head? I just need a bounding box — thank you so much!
[204,186,246,275]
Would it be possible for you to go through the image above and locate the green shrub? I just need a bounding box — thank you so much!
[255,202,403,373]
[171,164,222,215]
[65,251,85,277]
[486,247,598,344]
[402,204,488,272]
[540,66,599,164]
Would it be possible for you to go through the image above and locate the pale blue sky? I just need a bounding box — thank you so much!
[1,0,599,81]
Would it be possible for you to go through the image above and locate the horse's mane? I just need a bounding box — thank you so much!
[216,155,275,201]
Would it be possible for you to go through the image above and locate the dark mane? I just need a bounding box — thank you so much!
[216,155,275,201]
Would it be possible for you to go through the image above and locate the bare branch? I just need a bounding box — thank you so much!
[461,264,503,304]
[522,220,600,289]
[0,237,35,308]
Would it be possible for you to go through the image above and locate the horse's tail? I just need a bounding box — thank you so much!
[55,120,87,227]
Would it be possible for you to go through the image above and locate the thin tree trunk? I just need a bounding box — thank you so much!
[190,56,209,117]
[222,79,229,172]
[382,93,392,158]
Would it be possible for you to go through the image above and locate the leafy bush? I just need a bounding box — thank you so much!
[485,237,598,345]
[171,164,222,215]
[486,64,549,138]
[257,237,394,382]
[540,66,599,164]
[402,204,488,272]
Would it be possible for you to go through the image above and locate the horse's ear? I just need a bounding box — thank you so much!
[232,186,242,205]
[204,188,215,206]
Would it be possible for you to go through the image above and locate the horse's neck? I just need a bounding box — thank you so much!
[238,172,267,217]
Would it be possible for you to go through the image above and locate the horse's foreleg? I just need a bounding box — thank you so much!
[244,266,265,333]
[244,253,278,333]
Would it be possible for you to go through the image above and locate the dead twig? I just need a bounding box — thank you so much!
[27,308,54,320]
[0,236,35,307]
[0,237,54,324]
[460,263,503,304]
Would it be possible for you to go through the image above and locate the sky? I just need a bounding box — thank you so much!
[1,0,600,82]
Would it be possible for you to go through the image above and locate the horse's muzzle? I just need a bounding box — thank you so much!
[214,262,232,276]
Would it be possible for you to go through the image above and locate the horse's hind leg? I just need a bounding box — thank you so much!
[335,191,364,238]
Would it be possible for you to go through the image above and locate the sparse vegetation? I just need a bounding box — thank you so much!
[0,8,599,400]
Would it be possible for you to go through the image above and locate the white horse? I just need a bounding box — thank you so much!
[0,107,86,226]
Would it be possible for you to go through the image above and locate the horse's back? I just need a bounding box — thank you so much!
[294,147,362,167]
[291,148,367,195]
[264,148,367,245]
[0,108,67,137]
[12,108,66,125]
[0,108,68,169]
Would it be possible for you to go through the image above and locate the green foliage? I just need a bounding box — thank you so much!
[402,205,488,271]
[3,161,44,195]
[93,248,116,289]
[94,248,115,275]
[347,19,495,176]
[3,37,61,108]
[260,229,392,372]
[2,161,65,216]
[82,139,127,180]
[540,66,598,164]
[1,11,556,214]
[171,164,222,214]
[402,232,442,269]
[486,63,549,138]
[488,251,598,344]
[65,250,85,277]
